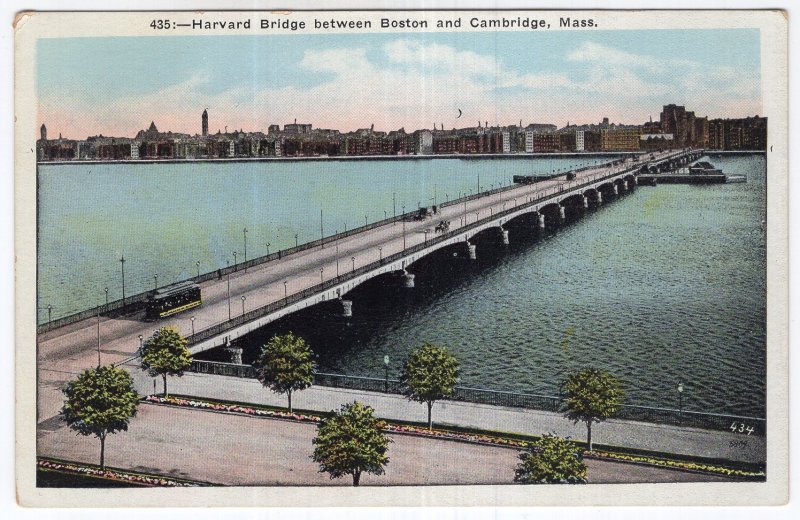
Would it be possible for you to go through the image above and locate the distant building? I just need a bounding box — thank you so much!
[575,130,585,152]
[639,133,674,151]
[284,120,312,134]
[708,116,767,151]
[415,130,433,155]
[600,127,641,151]
[202,109,208,136]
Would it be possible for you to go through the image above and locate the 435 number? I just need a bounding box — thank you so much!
[150,19,172,30]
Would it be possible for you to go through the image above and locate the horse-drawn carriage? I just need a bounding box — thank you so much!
[435,220,451,233]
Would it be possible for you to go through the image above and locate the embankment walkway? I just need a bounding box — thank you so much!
[117,368,765,465]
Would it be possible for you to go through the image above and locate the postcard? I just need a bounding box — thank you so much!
[14,8,788,507]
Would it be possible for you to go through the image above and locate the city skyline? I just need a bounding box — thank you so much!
[37,29,761,139]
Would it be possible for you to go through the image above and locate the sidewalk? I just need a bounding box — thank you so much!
[122,367,765,465]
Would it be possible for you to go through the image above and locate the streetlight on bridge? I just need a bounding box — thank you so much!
[402,205,406,251]
[378,247,382,262]
[677,382,684,418]
[232,251,238,271]
[283,280,288,300]
[243,227,248,265]
[190,316,195,336]
[226,261,232,320]
[351,256,356,273]
[153,274,158,292]
[335,231,340,277]
[241,295,246,316]
[196,261,201,278]
[320,267,324,284]
[119,255,126,303]
[104,287,109,309]
[266,243,271,256]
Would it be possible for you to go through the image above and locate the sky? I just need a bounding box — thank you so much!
[36,29,761,139]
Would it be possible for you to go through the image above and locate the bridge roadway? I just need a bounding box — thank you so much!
[35,149,694,422]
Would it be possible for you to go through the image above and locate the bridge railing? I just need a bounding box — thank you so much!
[187,360,765,435]
[38,150,690,334]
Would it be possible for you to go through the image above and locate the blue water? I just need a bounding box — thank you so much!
[37,154,766,416]
[37,156,605,320]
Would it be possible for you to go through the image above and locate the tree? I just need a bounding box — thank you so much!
[61,365,140,470]
[514,434,587,484]
[400,343,460,430]
[254,332,316,413]
[140,326,193,397]
[311,401,392,486]
[561,368,625,451]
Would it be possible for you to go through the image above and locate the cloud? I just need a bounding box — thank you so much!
[38,38,762,139]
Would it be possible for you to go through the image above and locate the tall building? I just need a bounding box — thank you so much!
[202,109,208,136]
[40,123,47,141]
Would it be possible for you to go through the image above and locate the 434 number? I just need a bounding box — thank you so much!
[730,422,755,436]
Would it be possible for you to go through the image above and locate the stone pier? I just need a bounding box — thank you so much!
[500,227,510,245]
[401,270,415,288]
[466,241,477,260]
[339,299,353,318]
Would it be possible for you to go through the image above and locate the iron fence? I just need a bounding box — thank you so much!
[188,360,765,435]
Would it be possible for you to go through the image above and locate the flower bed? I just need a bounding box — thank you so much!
[584,450,765,479]
[37,458,205,487]
[144,395,762,480]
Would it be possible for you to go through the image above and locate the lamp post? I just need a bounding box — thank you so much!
[351,256,356,273]
[393,192,396,223]
[295,234,298,247]
[364,214,368,227]
[196,261,201,278]
[402,205,406,251]
[383,355,390,393]
[190,316,195,336]
[319,267,324,284]
[232,251,237,271]
[241,295,246,316]
[335,231,340,277]
[283,280,288,300]
[153,274,158,291]
[227,264,232,320]
[119,255,126,303]
[243,227,248,264]
[266,243,270,256]
[320,209,324,247]
[423,230,429,244]
[47,305,52,325]
[378,247,382,262]
[104,287,109,309]
[138,334,143,357]
[677,382,684,418]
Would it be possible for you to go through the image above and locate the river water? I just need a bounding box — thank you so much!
[37,154,766,416]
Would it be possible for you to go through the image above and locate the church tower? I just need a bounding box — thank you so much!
[202,109,208,136]
[40,123,47,141]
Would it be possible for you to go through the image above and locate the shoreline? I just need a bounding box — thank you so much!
[36,149,765,166]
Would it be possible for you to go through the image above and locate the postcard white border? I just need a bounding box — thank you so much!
[12,6,789,509]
